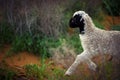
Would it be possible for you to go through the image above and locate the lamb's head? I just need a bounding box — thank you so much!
[69,11,89,34]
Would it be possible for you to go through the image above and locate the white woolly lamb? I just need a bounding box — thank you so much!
[65,11,120,76]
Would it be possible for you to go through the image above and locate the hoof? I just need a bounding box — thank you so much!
[88,61,97,71]
[65,71,72,76]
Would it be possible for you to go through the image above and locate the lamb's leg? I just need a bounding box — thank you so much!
[87,59,97,71]
[65,51,90,76]
[65,51,98,76]
[65,55,81,76]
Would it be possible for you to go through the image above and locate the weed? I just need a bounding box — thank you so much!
[24,59,51,80]
[9,33,62,57]
[111,25,120,31]
[105,62,113,79]
[102,0,120,16]
[0,21,14,46]
[65,34,83,54]
[0,67,16,80]
[93,19,105,29]
[49,68,65,80]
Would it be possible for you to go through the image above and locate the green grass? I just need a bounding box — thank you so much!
[0,67,16,80]
[111,25,120,31]
[4,33,62,58]
[0,21,14,46]
[23,61,114,80]
[65,34,83,54]
[93,19,105,29]
[24,64,48,80]
[102,0,120,16]
[0,56,115,80]
[24,59,66,80]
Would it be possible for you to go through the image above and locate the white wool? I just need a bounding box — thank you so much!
[65,11,120,76]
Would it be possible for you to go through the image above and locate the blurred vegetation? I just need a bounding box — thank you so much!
[0,0,120,79]
[0,0,105,56]
[24,64,48,80]
[0,0,119,56]
[0,0,120,56]
[111,25,120,31]
[0,21,14,46]
[65,34,83,54]
[0,68,16,80]
[0,62,16,80]
[24,60,66,80]
[11,34,62,57]
[0,60,115,80]
[102,0,120,16]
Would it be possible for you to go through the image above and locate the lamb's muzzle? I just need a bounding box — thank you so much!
[65,10,120,76]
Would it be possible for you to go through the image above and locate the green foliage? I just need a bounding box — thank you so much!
[65,34,83,54]
[102,0,120,16]
[10,34,61,57]
[111,25,120,31]
[50,68,66,80]
[0,21,14,46]
[0,67,16,80]
[0,22,61,57]
[93,19,105,29]
[24,63,48,80]
[98,61,113,80]
[24,61,66,80]
[105,62,113,79]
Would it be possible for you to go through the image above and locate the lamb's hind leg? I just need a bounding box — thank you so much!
[87,59,97,71]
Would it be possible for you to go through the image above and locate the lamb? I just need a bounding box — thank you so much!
[65,11,120,76]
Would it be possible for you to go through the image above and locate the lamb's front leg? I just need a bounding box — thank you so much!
[65,51,97,76]
[65,51,87,76]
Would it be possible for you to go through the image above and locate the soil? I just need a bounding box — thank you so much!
[0,45,40,67]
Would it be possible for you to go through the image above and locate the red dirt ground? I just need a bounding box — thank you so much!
[0,45,40,67]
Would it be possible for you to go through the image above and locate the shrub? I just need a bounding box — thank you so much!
[0,21,14,46]
[0,67,16,80]
[24,64,47,79]
[65,34,83,54]
[24,60,66,80]
[50,68,65,80]
[111,25,120,31]
[10,33,61,57]
[102,0,120,16]
[93,19,105,29]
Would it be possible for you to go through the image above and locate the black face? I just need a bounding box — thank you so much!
[69,14,85,34]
